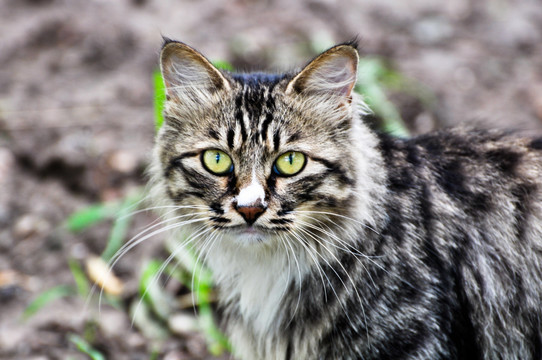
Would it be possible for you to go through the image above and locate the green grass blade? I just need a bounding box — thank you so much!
[212,60,234,71]
[163,238,228,353]
[101,191,144,262]
[198,292,231,354]
[153,69,166,133]
[65,202,121,232]
[22,285,74,320]
[356,57,410,138]
[138,259,162,303]
[68,259,90,297]
[68,334,106,360]
[138,259,173,320]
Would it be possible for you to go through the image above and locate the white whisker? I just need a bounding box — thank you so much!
[278,233,303,325]
[117,204,208,221]
[131,224,214,326]
[295,210,380,235]
[294,222,370,341]
[285,228,330,306]
[91,215,207,314]
[292,226,354,325]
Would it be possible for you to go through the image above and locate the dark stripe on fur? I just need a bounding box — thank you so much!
[208,129,220,140]
[260,113,273,142]
[450,232,483,360]
[174,161,215,191]
[273,129,281,152]
[209,202,224,215]
[270,218,293,224]
[511,183,536,242]
[287,131,301,143]
[277,205,293,216]
[164,151,199,178]
[486,148,522,175]
[227,127,235,149]
[235,95,247,142]
[210,216,230,223]
[529,137,542,150]
[311,156,354,186]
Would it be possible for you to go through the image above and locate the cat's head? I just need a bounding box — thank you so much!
[152,40,384,257]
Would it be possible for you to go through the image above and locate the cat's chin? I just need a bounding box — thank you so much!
[225,225,273,245]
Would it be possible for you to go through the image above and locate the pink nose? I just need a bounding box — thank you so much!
[235,204,266,225]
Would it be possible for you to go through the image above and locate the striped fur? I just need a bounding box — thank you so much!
[151,41,542,359]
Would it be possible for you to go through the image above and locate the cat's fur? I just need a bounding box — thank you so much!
[151,39,542,360]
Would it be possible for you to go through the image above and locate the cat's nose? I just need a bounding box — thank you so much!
[235,202,266,225]
[235,179,267,225]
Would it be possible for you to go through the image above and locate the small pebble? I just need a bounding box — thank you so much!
[168,312,198,335]
[108,150,138,174]
[13,214,50,239]
[86,256,124,296]
[0,147,14,183]
[163,350,187,360]
[98,309,129,338]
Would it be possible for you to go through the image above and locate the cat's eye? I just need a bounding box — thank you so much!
[201,149,233,175]
[274,151,306,176]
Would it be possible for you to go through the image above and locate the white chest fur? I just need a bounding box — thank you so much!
[206,241,312,359]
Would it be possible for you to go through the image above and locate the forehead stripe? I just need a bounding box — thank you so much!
[227,127,235,149]
[273,129,281,152]
[235,94,248,142]
[260,112,273,142]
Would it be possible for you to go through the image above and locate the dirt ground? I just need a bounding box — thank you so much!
[1,0,542,359]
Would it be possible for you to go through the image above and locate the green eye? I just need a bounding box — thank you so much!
[274,151,306,176]
[202,149,233,175]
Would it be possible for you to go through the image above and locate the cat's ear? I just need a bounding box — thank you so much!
[160,40,230,102]
[286,43,359,104]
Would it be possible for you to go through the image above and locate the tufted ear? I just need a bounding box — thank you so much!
[160,40,230,102]
[286,43,359,104]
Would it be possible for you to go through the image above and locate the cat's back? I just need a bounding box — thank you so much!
[379,128,542,221]
[376,128,542,359]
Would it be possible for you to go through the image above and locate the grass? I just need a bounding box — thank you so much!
[24,51,433,359]
[68,334,106,360]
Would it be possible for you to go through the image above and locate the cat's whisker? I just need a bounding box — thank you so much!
[278,232,304,326]
[173,227,217,315]
[95,215,208,313]
[276,233,293,301]
[86,214,205,313]
[288,228,354,324]
[108,213,205,267]
[294,225,363,322]
[296,218,362,257]
[117,204,208,221]
[294,223,370,338]
[295,214,381,261]
[296,218,379,294]
[190,229,221,312]
[294,210,380,235]
[294,215,411,293]
[131,224,213,326]
[285,228,332,308]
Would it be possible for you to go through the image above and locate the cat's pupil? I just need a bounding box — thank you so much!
[215,153,220,163]
[288,153,293,165]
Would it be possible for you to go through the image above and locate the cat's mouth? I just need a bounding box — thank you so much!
[218,224,276,243]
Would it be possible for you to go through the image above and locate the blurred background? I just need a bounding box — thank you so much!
[1,0,542,359]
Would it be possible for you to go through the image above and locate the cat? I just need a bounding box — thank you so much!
[150,38,542,360]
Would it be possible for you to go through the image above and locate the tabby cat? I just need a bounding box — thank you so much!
[151,39,542,360]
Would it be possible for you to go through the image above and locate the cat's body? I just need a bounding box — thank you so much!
[152,40,542,359]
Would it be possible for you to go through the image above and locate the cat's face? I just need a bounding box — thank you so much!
[155,41,372,250]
